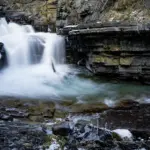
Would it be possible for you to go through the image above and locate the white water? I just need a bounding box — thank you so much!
[0,18,100,99]
[0,18,150,102]
[0,18,65,67]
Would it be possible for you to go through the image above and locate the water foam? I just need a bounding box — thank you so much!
[0,18,149,101]
[0,18,100,99]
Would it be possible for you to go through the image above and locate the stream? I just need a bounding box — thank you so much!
[0,17,150,150]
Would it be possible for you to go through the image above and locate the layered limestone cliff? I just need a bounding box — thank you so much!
[57,0,150,83]
[65,23,150,83]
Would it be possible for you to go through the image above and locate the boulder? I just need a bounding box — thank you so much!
[52,121,72,136]
[63,120,150,150]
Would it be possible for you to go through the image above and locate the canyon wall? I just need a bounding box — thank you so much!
[57,0,150,83]
[0,0,57,31]
[57,0,150,29]
[1,0,150,83]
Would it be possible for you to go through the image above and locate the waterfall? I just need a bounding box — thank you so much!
[0,18,65,68]
[0,17,101,99]
[0,18,69,98]
[0,18,148,102]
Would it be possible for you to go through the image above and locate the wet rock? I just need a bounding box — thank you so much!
[0,98,56,122]
[99,103,150,130]
[69,102,109,113]
[65,122,116,150]
[54,109,68,119]
[131,130,150,141]
[60,18,150,83]
[0,113,13,121]
[0,97,149,150]
[0,107,29,121]
[75,124,113,142]
[52,121,72,136]
[115,99,139,109]
[6,11,32,24]
[28,101,55,120]
[0,121,46,150]
[0,42,3,49]
[0,42,7,69]
[62,120,150,150]
[29,115,45,122]
[5,108,29,118]
[117,141,150,150]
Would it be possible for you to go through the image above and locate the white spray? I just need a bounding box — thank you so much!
[0,18,100,99]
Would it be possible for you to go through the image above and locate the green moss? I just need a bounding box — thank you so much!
[104,44,120,51]
[93,55,119,66]
[120,57,133,66]
[112,132,122,141]
[28,101,55,114]
[93,55,105,63]
[54,110,68,119]
[105,57,119,66]
[69,102,108,113]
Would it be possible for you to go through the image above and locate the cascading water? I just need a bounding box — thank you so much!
[0,18,100,99]
[0,18,65,67]
[0,18,150,102]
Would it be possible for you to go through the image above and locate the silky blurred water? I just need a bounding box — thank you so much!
[0,18,150,104]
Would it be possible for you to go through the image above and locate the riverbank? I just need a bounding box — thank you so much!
[0,1,149,149]
[0,97,150,149]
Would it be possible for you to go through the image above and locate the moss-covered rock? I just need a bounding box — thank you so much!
[0,98,56,122]
[93,55,119,66]
[115,99,139,108]
[69,102,109,113]
[120,57,133,66]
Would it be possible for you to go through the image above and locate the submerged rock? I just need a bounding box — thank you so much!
[0,42,7,69]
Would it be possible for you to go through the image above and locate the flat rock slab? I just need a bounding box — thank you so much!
[99,103,150,131]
